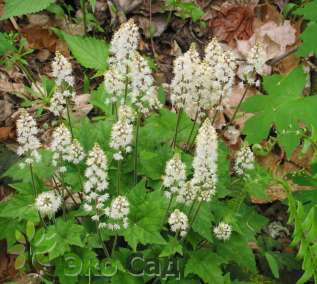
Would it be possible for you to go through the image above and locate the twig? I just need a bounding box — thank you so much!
[229,86,249,124]
[9,17,20,31]
[266,47,298,66]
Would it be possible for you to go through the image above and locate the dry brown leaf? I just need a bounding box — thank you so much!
[21,26,69,55]
[0,127,14,141]
[209,4,255,46]
[0,79,24,94]
[136,15,168,38]
[73,94,93,118]
[236,20,297,61]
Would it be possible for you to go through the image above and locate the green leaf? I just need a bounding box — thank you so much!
[0,33,15,56]
[139,145,172,180]
[14,254,26,269]
[26,220,35,241]
[216,234,257,273]
[185,249,226,284]
[90,83,112,115]
[55,30,109,71]
[33,219,85,260]
[8,244,25,255]
[192,203,214,242]
[123,182,166,250]
[1,0,55,20]
[0,193,39,222]
[294,0,317,21]
[159,237,183,257]
[242,66,315,157]
[297,22,317,57]
[265,252,280,279]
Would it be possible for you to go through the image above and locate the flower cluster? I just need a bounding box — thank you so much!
[213,222,232,241]
[109,19,140,64]
[170,39,237,121]
[130,52,161,114]
[204,38,237,103]
[51,52,74,87]
[103,195,130,230]
[168,209,189,237]
[191,119,218,202]
[64,140,85,164]
[162,154,186,199]
[233,144,255,177]
[177,181,197,205]
[50,124,85,172]
[16,110,41,166]
[104,20,161,114]
[50,52,76,117]
[240,42,267,86]
[170,45,200,110]
[109,114,133,161]
[83,144,109,215]
[35,191,62,217]
[49,90,75,117]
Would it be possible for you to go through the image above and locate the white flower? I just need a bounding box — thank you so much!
[84,144,109,194]
[51,52,74,87]
[104,195,130,230]
[129,51,161,114]
[51,125,85,169]
[50,124,72,169]
[191,119,218,202]
[83,144,109,219]
[49,90,75,117]
[104,66,126,104]
[213,222,232,241]
[35,191,62,216]
[168,209,189,237]
[204,38,237,101]
[109,19,140,63]
[109,116,133,160]
[163,154,186,197]
[234,144,255,177]
[240,42,267,86]
[64,139,85,164]
[170,45,200,110]
[246,42,267,76]
[118,105,135,123]
[16,110,41,165]
[184,62,215,122]
[176,181,197,205]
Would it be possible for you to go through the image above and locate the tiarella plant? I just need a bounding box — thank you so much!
[1,2,317,283]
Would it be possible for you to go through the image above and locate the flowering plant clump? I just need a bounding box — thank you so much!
[1,13,317,284]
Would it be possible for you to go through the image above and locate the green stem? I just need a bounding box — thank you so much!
[17,62,46,97]
[133,113,141,185]
[30,165,46,227]
[187,199,196,218]
[124,66,129,104]
[112,234,118,255]
[186,110,199,150]
[189,200,203,226]
[66,98,74,140]
[116,160,121,195]
[230,86,248,124]
[96,221,110,257]
[172,108,183,149]
[164,193,174,221]
[75,165,84,202]
[29,165,37,197]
